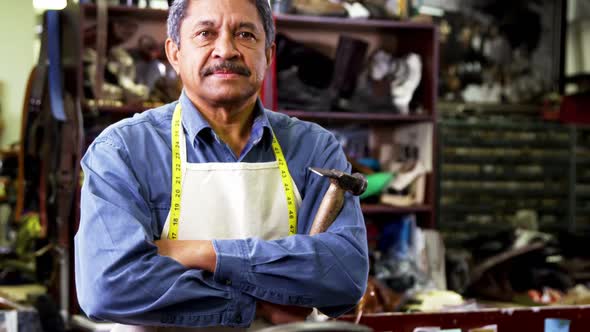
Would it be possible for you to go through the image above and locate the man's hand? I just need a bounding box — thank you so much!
[155,240,217,272]
[256,301,313,325]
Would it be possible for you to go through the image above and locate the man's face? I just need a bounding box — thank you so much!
[166,0,273,107]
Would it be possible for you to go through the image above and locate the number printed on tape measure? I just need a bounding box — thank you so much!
[272,132,298,236]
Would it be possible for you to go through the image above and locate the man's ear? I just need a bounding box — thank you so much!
[265,42,276,67]
[165,38,181,74]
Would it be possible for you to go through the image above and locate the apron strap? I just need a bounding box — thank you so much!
[168,103,183,239]
[270,129,298,236]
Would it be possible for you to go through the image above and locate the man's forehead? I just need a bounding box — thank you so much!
[186,0,260,16]
[184,0,263,27]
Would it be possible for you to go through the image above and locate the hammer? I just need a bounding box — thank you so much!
[308,168,367,235]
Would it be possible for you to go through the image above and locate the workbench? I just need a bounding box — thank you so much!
[344,305,590,331]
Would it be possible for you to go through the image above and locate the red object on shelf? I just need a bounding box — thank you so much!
[275,13,435,30]
[280,110,433,123]
[560,94,590,124]
[341,305,590,332]
[361,203,432,215]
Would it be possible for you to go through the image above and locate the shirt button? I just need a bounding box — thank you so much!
[234,314,242,324]
[225,280,232,286]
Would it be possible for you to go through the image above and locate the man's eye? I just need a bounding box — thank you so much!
[237,32,255,40]
[197,31,213,38]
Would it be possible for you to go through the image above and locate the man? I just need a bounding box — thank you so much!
[74,0,368,330]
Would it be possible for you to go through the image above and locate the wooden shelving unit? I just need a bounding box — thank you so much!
[275,13,436,30]
[361,203,432,215]
[281,110,433,123]
[438,112,590,231]
[343,305,590,332]
[82,106,434,122]
[266,11,439,228]
[81,103,159,114]
[91,105,146,114]
[81,3,167,20]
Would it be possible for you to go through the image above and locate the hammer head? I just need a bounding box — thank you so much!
[309,167,368,196]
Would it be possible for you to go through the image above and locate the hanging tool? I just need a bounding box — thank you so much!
[308,168,367,235]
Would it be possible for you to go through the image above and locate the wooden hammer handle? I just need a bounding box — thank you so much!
[309,179,345,235]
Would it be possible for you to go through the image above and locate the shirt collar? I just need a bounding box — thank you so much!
[179,90,272,147]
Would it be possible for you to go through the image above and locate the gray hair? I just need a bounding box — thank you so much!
[167,0,275,49]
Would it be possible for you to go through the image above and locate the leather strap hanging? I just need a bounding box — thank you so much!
[94,0,108,103]
[15,68,37,223]
[30,12,49,115]
[40,8,83,249]
[47,10,66,121]
[38,10,69,238]
[16,11,52,229]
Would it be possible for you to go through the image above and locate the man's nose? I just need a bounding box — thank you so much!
[212,32,240,60]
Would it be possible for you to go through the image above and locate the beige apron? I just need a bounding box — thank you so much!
[113,107,301,331]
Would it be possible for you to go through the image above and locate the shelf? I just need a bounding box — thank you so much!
[342,305,590,332]
[440,119,568,131]
[280,110,432,123]
[441,154,570,165]
[81,3,167,20]
[440,187,568,198]
[441,137,570,149]
[439,204,567,215]
[80,5,436,30]
[441,171,567,182]
[0,149,19,158]
[361,203,432,215]
[275,14,435,31]
[82,103,159,114]
[82,105,432,123]
[576,207,590,214]
[438,101,542,115]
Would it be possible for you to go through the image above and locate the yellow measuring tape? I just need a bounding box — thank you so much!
[167,103,298,239]
[271,132,298,236]
[168,103,183,239]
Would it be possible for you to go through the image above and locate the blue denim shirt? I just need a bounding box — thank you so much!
[74,92,369,328]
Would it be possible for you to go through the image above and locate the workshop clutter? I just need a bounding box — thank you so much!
[83,19,181,108]
[376,122,432,206]
[84,15,427,114]
[354,212,590,318]
[355,214,464,317]
[437,2,554,105]
[444,222,590,308]
[372,216,446,295]
[330,123,432,208]
[273,0,412,19]
[0,152,17,254]
[276,33,423,115]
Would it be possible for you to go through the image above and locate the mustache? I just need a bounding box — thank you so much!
[201,62,251,77]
